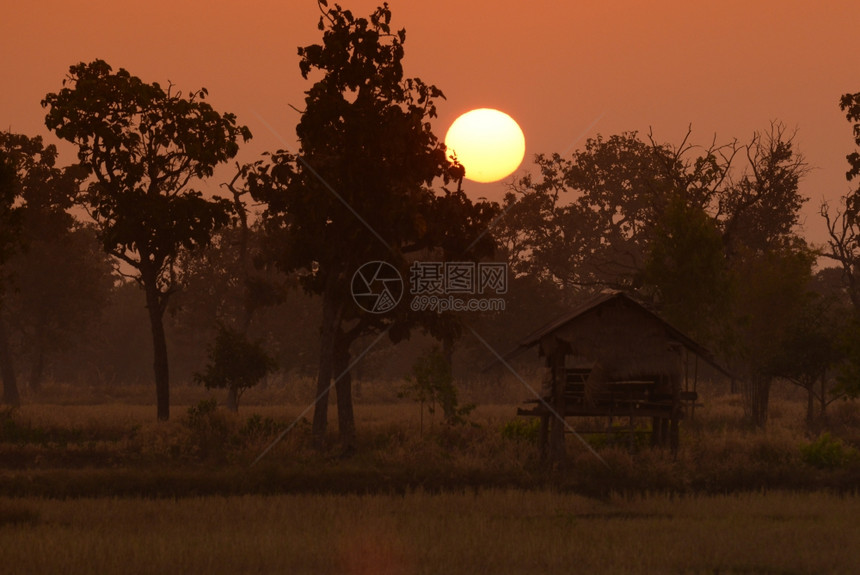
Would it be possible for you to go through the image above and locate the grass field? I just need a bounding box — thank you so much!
[1,380,860,573]
[2,491,859,574]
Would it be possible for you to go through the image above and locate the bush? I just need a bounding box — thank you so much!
[800,433,859,469]
[184,399,231,461]
[500,418,540,444]
[239,414,285,443]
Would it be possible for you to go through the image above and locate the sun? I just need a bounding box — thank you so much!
[444,108,525,184]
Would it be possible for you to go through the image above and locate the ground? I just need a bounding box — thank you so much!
[1,377,859,573]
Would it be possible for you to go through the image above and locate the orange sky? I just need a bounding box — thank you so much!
[2,1,858,246]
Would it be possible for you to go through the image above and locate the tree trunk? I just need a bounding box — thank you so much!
[143,276,170,421]
[538,414,549,461]
[548,353,566,465]
[226,386,239,413]
[670,372,680,454]
[819,372,828,421]
[651,417,663,447]
[29,345,45,395]
[334,335,356,452]
[0,316,20,407]
[742,375,771,429]
[806,380,815,425]
[312,291,339,448]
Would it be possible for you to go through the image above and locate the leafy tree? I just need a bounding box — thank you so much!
[399,345,473,433]
[247,2,497,448]
[768,283,847,424]
[821,92,860,398]
[194,323,277,412]
[42,60,251,420]
[0,132,112,393]
[503,125,806,298]
[503,124,809,427]
[731,240,816,428]
[501,130,738,293]
[642,192,732,344]
[0,147,23,406]
[823,92,860,310]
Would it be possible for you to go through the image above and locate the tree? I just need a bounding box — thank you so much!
[504,124,809,427]
[500,129,740,294]
[43,60,251,420]
[0,132,113,393]
[247,2,496,448]
[731,240,816,428]
[768,279,847,425]
[642,192,732,344]
[822,91,860,399]
[0,146,23,406]
[399,345,473,433]
[194,323,277,412]
[503,125,806,298]
[823,92,860,310]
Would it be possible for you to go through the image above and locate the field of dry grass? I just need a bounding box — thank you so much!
[1,378,860,573]
[2,490,859,574]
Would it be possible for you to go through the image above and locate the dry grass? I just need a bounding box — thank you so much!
[2,380,860,572]
[1,490,859,574]
[2,378,860,494]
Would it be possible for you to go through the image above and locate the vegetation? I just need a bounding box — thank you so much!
[1,4,860,570]
[3,490,860,574]
[194,324,277,412]
[1,380,859,573]
[42,60,251,420]
[242,1,497,448]
[399,346,474,432]
[1,381,859,495]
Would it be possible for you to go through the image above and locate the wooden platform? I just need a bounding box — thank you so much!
[517,368,697,419]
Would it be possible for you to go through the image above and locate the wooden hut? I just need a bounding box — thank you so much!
[506,291,729,459]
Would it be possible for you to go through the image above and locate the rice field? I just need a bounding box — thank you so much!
[2,382,860,573]
[1,490,859,574]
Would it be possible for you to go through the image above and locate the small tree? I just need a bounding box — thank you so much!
[43,60,251,420]
[194,324,276,412]
[399,346,472,433]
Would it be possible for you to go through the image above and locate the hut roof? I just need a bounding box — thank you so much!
[503,291,731,378]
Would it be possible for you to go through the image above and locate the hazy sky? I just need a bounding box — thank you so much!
[2,1,858,245]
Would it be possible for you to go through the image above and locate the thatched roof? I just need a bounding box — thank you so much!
[503,291,730,379]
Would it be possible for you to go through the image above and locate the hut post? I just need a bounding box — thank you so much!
[651,416,663,447]
[538,414,549,461]
[549,351,567,464]
[670,344,683,454]
[670,373,680,454]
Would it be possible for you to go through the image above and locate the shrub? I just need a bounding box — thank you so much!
[239,414,285,443]
[184,399,231,461]
[194,324,277,411]
[500,418,540,444]
[800,432,859,469]
[399,346,474,432]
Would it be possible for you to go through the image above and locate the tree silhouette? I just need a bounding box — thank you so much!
[0,132,112,394]
[247,2,496,448]
[43,60,251,420]
[194,323,276,412]
[0,145,23,406]
[505,125,810,427]
[823,92,860,310]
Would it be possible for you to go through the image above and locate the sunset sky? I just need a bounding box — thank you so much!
[2,1,858,246]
